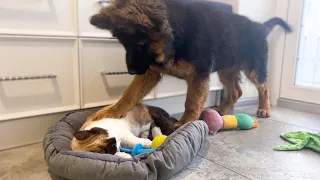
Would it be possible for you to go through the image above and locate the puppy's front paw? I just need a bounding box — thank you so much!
[257,109,271,118]
[87,105,123,121]
[141,139,152,148]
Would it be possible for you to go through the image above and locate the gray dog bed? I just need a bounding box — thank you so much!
[43,110,209,180]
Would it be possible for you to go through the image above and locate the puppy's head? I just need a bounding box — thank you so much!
[90,0,173,75]
[71,127,118,154]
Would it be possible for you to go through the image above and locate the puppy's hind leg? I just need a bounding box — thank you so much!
[216,69,242,115]
[245,70,270,118]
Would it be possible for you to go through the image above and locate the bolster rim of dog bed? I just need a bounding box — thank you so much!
[43,110,209,180]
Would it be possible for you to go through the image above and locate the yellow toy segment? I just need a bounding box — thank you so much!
[222,115,237,129]
[151,135,167,148]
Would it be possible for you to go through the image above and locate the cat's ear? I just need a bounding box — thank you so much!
[89,127,108,135]
[74,130,92,140]
[90,13,114,30]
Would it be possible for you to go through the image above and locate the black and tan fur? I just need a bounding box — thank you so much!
[87,0,292,129]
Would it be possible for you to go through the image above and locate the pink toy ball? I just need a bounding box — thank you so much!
[200,109,223,134]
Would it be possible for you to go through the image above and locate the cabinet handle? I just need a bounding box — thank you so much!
[0,74,57,81]
[101,71,129,75]
[100,71,172,76]
[98,0,111,7]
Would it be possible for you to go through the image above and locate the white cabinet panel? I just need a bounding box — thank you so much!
[80,39,153,108]
[0,0,77,36]
[77,0,113,38]
[155,72,222,98]
[0,36,80,121]
[209,72,223,91]
[155,76,187,98]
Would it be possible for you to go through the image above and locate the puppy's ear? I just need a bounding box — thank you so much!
[113,0,127,8]
[74,130,92,141]
[90,13,113,30]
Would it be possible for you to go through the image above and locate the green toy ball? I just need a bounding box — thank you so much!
[234,114,255,129]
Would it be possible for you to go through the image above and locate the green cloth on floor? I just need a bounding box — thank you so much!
[274,131,320,153]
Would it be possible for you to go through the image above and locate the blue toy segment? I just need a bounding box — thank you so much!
[120,147,132,153]
[120,144,155,156]
[132,144,155,156]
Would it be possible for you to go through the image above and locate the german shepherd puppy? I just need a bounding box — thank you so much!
[87,0,291,129]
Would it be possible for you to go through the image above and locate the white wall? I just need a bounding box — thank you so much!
[238,0,277,99]
[238,0,276,22]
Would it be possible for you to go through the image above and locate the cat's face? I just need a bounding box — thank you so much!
[72,127,119,154]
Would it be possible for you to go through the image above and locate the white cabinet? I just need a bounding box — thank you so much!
[77,0,113,38]
[155,73,222,98]
[0,36,79,121]
[0,0,77,36]
[79,39,154,108]
[155,76,187,98]
[210,73,223,91]
[0,0,223,122]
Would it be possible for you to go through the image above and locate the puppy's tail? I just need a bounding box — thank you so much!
[263,17,292,34]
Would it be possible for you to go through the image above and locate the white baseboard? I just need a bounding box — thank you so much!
[0,91,221,151]
[144,91,221,115]
[278,98,320,115]
[235,97,259,108]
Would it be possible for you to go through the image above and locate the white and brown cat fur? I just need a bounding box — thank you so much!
[71,103,163,158]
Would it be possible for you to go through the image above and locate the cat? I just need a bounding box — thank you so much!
[71,103,168,158]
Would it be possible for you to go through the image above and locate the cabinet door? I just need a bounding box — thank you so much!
[0,36,80,121]
[77,0,113,38]
[80,39,154,108]
[0,0,76,36]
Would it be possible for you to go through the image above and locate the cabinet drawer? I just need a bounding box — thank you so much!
[77,0,112,38]
[80,39,154,108]
[0,0,76,36]
[0,36,80,121]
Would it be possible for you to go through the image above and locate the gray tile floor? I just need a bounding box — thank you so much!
[1,106,320,180]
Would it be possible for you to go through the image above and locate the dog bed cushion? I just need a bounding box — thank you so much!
[43,110,209,180]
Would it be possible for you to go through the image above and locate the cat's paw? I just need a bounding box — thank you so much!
[141,139,152,148]
[140,131,150,139]
[115,152,132,159]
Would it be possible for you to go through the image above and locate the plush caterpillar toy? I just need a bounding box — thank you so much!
[201,109,259,134]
